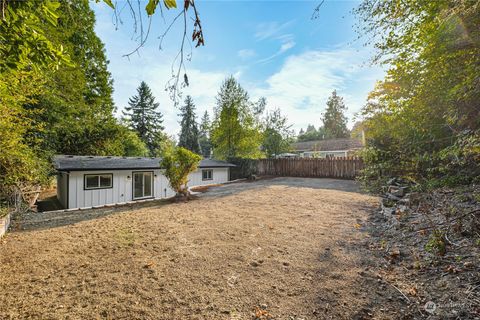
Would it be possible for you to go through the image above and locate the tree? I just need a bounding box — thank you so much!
[297,125,326,142]
[262,108,294,157]
[350,121,365,142]
[355,0,480,187]
[161,147,202,199]
[123,81,165,156]
[211,77,263,160]
[21,0,129,157]
[322,90,349,139]
[0,1,68,72]
[118,129,149,157]
[199,111,212,158]
[178,96,201,154]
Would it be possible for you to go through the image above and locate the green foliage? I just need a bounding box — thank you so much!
[0,71,49,199]
[355,0,480,188]
[155,134,177,158]
[350,121,365,141]
[178,96,201,154]
[297,125,326,142]
[322,90,349,139]
[22,0,129,158]
[123,81,165,156]
[211,77,263,160]
[425,230,446,256]
[262,108,294,157]
[161,147,202,197]
[0,0,142,208]
[115,127,149,157]
[199,111,212,158]
[227,157,258,180]
[0,0,69,72]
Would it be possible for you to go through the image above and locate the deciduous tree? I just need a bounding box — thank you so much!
[262,108,294,157]
[211,77,263,160]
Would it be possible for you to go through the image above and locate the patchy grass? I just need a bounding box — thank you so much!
[0,178,388,319]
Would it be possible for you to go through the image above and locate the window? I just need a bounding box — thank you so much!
[84,174,113,190]
[202,169,213,181]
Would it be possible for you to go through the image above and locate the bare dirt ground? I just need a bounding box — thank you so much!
[0,177,407,320]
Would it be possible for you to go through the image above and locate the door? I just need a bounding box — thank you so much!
[133,171,153,199]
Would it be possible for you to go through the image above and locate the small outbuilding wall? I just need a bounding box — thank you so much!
[54,156,234,210]
[188,167,229,187]
[66,169,175,209]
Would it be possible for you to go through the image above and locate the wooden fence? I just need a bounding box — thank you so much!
[256,157,364,179]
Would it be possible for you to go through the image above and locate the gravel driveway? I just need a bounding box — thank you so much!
[0,177,382,319]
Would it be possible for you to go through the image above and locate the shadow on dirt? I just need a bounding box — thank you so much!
[200,176,364,199]
[14,177,362,234]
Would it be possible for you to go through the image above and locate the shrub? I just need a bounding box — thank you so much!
[161,147,202,198]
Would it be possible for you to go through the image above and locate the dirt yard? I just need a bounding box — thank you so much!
[0,177,398,319]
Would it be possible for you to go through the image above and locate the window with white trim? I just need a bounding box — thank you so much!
[202,169,213,181]
[84,174,113,190]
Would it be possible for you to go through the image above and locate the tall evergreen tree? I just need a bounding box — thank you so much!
[199,111,212,158]
[178,95,201,154]
[211,77,262,159]
[123,81,165,156]
[322,90,349,138]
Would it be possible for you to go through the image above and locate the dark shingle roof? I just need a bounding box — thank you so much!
[54,155,235,171]
[292,138,364,152]
[198,159,236,168]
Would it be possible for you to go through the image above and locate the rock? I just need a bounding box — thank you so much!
[385,193,402,201]
[250,261,260,267]
[283,261,290,266]
[387,178,397,186]
[260,303,268,310]
[388,185,408,197]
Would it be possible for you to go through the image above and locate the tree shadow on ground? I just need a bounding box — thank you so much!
[200,176,365,199]
[11,199,170,232]
[309,204,415,319]
[14,177,362,233]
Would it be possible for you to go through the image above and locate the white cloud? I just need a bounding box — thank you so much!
[256,40,296,64]
[254,21,295,41]
[238,49,256,59]
[249,49,384,132]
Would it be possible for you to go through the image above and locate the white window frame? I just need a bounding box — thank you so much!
[202,169,213,181]
[84,173,113,190]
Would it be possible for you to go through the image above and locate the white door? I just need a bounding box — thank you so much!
[133,172,153,199]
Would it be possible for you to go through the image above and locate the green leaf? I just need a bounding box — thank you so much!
[146,0,159,15]
[163,0,177,9]
[103,0,115,9]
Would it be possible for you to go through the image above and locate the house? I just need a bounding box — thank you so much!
[292,138,364,158]
[53,155,235,210]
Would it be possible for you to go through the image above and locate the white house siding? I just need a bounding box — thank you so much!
[56,172,68,208]
[67,169,175,209]
[188,167,229,187]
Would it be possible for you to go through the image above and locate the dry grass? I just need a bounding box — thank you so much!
[0,178,382,319]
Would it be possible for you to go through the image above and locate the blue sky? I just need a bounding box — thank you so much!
[93,0,384,136]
